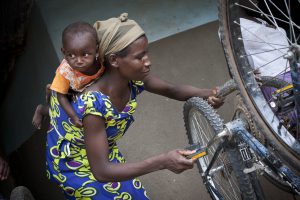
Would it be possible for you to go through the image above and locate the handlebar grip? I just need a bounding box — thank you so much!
[216,79,237,98]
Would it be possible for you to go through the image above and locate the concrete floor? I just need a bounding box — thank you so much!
[9,20,299,200]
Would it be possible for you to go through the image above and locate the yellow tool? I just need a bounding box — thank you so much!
[275,84,293,94]
[185,143,207,159]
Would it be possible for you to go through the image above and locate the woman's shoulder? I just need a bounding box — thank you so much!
[79,91,109,104]
[78,91,112,116]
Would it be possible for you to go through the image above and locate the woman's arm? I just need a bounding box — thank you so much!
[144,74,223,107]
[83,114,195,182]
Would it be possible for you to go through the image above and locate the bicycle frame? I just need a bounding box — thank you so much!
[202,119,300,198]
[287,45,300,131]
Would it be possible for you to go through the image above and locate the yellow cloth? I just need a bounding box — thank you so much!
[93,13,145,64]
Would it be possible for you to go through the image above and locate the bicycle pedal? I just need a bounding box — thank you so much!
[185,143,207,159]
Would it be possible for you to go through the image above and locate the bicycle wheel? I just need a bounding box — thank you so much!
[219,0,300,171]
[183,97,262,200]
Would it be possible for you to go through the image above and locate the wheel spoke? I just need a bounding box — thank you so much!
[235,2,300,31]
[283,0,297,43]
[238,38,289,47]
[267,0,299,43]
[236,20,289,55]
[263,0,280,31]
[237,0,293,44]
[253,59,290,83]
[255,54,286,71]
[241,46,289,57]
[213,168,241,200]
[189,109,242,199]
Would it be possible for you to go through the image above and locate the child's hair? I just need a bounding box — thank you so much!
[62,22,98,46]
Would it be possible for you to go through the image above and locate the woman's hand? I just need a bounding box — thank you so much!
[207,87,224,109]
[162,149,195,174]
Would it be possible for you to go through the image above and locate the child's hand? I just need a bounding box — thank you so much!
[72,117,83,128]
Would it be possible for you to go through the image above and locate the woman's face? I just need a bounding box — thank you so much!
[116,36,151,81]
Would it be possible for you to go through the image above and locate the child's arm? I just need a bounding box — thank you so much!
[57,93,83,128]
[50,65,83,128]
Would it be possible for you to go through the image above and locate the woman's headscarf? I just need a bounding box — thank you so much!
[93,13,145,64]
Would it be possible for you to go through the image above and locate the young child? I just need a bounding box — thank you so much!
[32,22,104,129]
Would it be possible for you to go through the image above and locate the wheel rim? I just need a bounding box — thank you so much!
[188,107,242,200]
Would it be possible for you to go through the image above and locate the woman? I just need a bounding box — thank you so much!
[46,13,224,199]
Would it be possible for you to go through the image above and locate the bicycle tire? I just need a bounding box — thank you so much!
[217,76,289,98]
[218,0,300,172]
[260,76,290,89]
[184,97,261,200]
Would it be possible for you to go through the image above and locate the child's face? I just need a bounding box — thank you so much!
[62,33,98,75]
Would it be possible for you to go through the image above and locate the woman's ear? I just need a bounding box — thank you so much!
[108,54,119,68]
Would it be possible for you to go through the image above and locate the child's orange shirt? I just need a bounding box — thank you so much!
[50,59,105,94]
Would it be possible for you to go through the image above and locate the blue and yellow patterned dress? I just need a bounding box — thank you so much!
[46,81,149,200]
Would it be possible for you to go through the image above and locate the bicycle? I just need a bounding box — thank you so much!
[184,96,300,200]
[182,0,300,199]
[218,0,300,172]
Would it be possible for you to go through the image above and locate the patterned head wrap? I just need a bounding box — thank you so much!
[93,13,145,64]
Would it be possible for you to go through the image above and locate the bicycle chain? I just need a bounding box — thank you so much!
[235,95,265,143]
